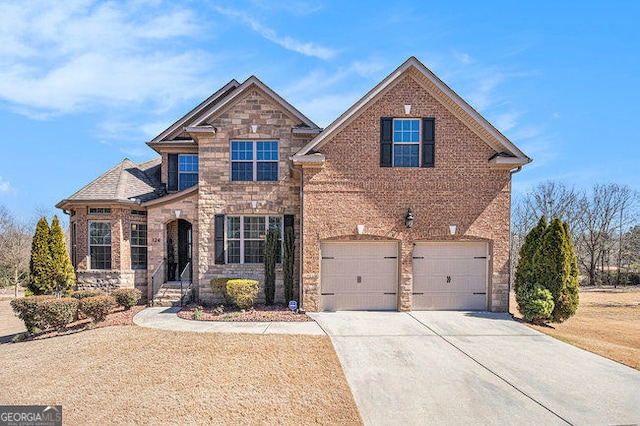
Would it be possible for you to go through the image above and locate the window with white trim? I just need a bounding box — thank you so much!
[130,223,147,269]
[226,216,282,264]
[89,221,111,270]
[393,119,420,167]
[231,141,279,181]
[179,154,199,190]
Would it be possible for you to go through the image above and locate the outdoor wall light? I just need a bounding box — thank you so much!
[175,210,181,219]
[404,104,412,115]
[251,124,258,133]
[405,208,414,228]
[449,224,457,235]
[357,224,365,235]
[251,200,258,209]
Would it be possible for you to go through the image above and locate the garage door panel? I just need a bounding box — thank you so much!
[413,242,488,310]
[321,242,398,311]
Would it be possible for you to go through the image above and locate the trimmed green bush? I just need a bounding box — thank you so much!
[514,216,547,294]
[516,282,554,324]
[79,295,116,322]
[70,290,106,300]
[209,278,235,304]
[283,225,295,303]
[28,218,53,295]
[49,215,75,295]
[36,297,79,330]
[226,279,260,310]
[111,288,141,310]
[10,295,55,332]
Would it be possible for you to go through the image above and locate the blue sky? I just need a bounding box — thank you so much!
[1,0,639,221]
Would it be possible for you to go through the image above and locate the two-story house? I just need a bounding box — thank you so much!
[57,57,530,311]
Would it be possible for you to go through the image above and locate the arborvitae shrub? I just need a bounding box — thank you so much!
[10,295,55,332]
[36,297,79,330]
[49,215,75,295]
[263,229,278,305]
[28,218,53,295]
[283,225,295,304]
[111,288,141,310]
[516,282,554,324]
[514,216,547,293]
[79,295,116,321]
[226,279,260,310]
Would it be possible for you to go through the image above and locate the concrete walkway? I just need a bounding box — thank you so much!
[309,311,640,426]
[133,307,325,335]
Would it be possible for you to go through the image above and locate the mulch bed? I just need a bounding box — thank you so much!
[177,303,313,322]
[13,305,145,342]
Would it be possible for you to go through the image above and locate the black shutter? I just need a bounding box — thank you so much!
[422,118,435,168]
[214,214,225,264]
[284,214,294,231]
[167,154,178,191]
[380,117,393,167]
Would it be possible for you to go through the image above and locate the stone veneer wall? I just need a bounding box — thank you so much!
[300,72,512,312]
[190,86,314,305]
[69,205,149,300]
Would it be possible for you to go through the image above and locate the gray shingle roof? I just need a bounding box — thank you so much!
[57,157,163,207]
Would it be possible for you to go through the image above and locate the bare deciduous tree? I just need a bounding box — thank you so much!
[0,205,33,297]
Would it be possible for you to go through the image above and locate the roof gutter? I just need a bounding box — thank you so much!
[506,164,523,313]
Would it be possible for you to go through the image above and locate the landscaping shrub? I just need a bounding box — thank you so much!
[516,282,554,324]
[36,297,79,330]
[283,225,295,303]
[10,295,55,332]
[71,290,105,300]
[79,295,116,322]
[264,229,278,305]
[209,278,235,304]
[226,279,260,310]
[111,288,141,310]
[514,216,547,294]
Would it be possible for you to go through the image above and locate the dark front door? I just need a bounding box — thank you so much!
[177,219,192,280]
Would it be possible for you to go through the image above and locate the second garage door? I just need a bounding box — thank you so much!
[412,242,488,310]
[321,242,398,311]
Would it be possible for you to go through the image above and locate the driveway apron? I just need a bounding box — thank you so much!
[309,311,640,426]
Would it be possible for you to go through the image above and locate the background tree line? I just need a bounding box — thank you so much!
[512,181,639,286]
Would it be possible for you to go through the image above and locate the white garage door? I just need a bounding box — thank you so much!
[412,242,488,310]
[321,242,398,311]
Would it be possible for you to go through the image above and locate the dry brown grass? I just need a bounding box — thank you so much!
[0,325,362,425]
[511,287,640,370]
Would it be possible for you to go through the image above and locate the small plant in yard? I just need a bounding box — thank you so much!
[192,306,203,320]
[79,295,116,322]
[71,290,105,300]
[10,295,55,332]
[212,305,225,315]
[36,297,79,330]
[516,282,554,324]
[111,288,141,310]
[226,279,259,310]
[209,278,235,304]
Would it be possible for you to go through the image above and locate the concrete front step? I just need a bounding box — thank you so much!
[152,285,193,307]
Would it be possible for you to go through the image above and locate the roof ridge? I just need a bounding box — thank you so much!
[114,159,132,200]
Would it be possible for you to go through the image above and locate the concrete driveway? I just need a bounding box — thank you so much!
[309,311,640,426]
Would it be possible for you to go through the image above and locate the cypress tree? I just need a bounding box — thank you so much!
[283,225,295,303]
[50,215,76,296]
[263,229,278,305]
[533,218,578,322]
[560,221,579,319]
[28,217,52,295]
[514,216,547,293]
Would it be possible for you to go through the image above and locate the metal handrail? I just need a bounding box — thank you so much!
[151,258,166,304]
[179,261,192,306]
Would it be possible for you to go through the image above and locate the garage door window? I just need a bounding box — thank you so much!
[227,216,281,264]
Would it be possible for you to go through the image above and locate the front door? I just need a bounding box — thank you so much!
[177,219,192,280]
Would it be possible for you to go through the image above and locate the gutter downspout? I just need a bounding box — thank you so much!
[289,163,304,311]
[507,166,523,313]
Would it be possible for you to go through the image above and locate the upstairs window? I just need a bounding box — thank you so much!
[88,207,111,214]
[231,141,279,181]
[380,117,435,168]
[89,221,111,270]
[179,155,199,190]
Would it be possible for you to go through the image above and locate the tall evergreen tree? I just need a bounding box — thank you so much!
[28,217,52,295]
[560,221,579,318]
[50,215,75,296]
[533,218,578,322]
[263,229,278,305]
[514,215,547,293]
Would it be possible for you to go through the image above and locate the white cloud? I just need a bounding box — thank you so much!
[214,7,336,60]
[0,177,14,195]
[0,1,211,118]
